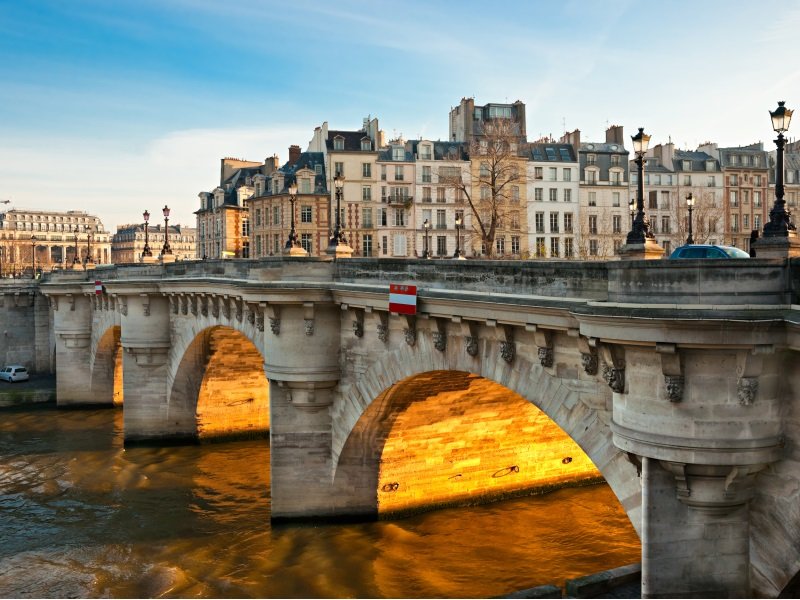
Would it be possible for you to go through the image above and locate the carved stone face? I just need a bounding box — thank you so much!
[580,352,598,375]
[738,377,759,405]
[664,375,684,403]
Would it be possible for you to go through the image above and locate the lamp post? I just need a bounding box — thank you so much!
[30,235,36,278]
[629,199,636,229]
[285,181,299,250]
[764,101,795,237]
[72,225,80,265]
[686,193,696,244]
[142,210,153,258]
[422,219,431,258]
[626,127,655,244]
[84,225,93,265]
[161,205,172,255]
[453,214,463,258]
[329,173,347,247]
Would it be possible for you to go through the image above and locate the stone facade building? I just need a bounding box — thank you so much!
[0,208,110,274]
[111,223,197,264]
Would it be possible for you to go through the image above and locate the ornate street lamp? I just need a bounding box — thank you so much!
[161,205,172,255]
[629,198,636,229]
[764,101,795,237]
[142,210,153,257]
[285,181,300,250]
[626,127,655,244]
[686,193,696,244]
[329,173,348,247]
[72,225,81,265]
[85,225,93,265]
[453,214,463,258]
[422,219,431,258]
[30,235,36,278]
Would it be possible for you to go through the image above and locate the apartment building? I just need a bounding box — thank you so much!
[449,97,527,143]
[526,141,580,258]
[112,224,197,264]
[196,157,259,258]
[408,139,472,258]
[376,139,415,257]
[0,208,111,272]
[564,126,630,259]
[705,143,770,252]
[634,143,724,255]
[246,147,329,257]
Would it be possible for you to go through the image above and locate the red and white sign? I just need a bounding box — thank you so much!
[95,280,103,295]
[389,284,417,315]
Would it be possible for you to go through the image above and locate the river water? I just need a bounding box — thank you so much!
[0,405,640,598]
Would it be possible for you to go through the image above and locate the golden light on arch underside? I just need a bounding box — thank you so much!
[374,371,601,517]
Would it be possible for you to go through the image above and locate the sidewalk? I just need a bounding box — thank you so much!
[0,373,56,407]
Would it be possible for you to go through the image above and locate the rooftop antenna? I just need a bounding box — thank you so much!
[562,117,566,135]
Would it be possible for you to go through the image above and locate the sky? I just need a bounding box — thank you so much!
[2,0,800,232]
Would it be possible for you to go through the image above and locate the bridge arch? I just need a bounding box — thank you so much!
[331,332,641,530]
[168,324,269,441]
[89,324,123,405]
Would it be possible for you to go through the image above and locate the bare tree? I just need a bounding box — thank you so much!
[576,212,620,259]
[439,120,526,257]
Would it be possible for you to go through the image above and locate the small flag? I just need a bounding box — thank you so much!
[95,280,102,295]
[389,284,417,315]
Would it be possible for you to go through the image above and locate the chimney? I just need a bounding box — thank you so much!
[605,125,624,145]
[288,145,301,166]
[559,129,581,154]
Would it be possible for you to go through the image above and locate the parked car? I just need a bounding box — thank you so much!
[669,245,751,259]
[0,365,29,382]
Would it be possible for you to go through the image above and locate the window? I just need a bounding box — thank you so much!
[511,211,520,230]
[393,234,407,256]
[418,187,429,203]
[743,214,750,229]
[512,186,520,202]
[535,212,545,233]
[731,214,739,232]
[564,213,573,233]
[535,188,543,202]
[481,186,490,201]
[361,186,371,202]
[611,172,622,186]
[379,208,387,226]
[754,175,762,186]
[661,216,670,234]
[255,208,262,226]
[422,166,432,183]
[301,206,312,223]
[362,207,373,228]
[496,236,506,255]
[273,235,281,255]
[660,191,670,209]
[743,190,749,205]
[301,233,312,253]
[563,168,571,181]
[548,167,557,181]
[334,162,344,177]
[362,234,373,257]
[394,208,405,227]
[684,175,692,186]
[589,215,598,235]
[549,212,559,233]
[755,215,762,229]
[436,236,447,256]
[535,237,545,257]
[565,238,574,258]
[549,188,558,202]
[436,209,446,229]
[511,236,520,254]
[612,215,621,234]
[534,167,543,179]
[612,192,620,207]
[587,171,597,184]
[361,139,371,151]
[564,189,572,203]
[392,147,404,161]
[754,191,762,207]
[480,162,490,178]
[273,206,281,225]
[587,154,596,165]
[394,165,404,180]
[589,239,598,256]
[649,191,658,210]
[611,155,620,167]
[420,145,432,160]
[382,235,388,255]
[255,235,262,256]
[550,237,559,258]
[588,192,596,206]
[300,178,312,194]
[362,163,372,178]
[730,174,739,186]
[730,191,738,207]
[437,187,446,203]
[381,165,387,181]
[334,137,344,150]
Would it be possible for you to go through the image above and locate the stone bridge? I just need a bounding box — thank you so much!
[38,257,800,598]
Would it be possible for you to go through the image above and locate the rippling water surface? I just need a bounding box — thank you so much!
[0,405,640,598]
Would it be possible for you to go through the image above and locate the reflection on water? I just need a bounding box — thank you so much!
[0,406,640,598]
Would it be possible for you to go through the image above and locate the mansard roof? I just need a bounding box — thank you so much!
[406,140,468,161]
[326,130,375,152]
[528,143,577,163]
[672,150,719,172]
[579,141,628,154]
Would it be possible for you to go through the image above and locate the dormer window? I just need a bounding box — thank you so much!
[300,178,312,194]
[315,164,322,175]
[753,155,760,167]
[334,136,344,151]
[361,139,371,151]
[392,147,404,161]
[683,160,691,171]
[420,144,432,160]
[706,160,715,171]
[587,154,596,165]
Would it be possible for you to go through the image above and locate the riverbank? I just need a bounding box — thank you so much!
[503,563,640,598]
[0,373,56,407]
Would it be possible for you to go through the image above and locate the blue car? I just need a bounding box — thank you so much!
[669,244,751,259]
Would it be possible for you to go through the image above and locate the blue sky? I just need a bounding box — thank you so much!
[2,0,799,231]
